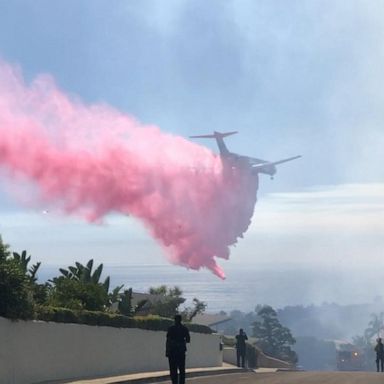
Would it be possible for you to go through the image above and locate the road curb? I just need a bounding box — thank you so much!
[107,368,249,383]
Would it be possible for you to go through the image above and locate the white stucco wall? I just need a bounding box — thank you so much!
[223,346,292,369]
[223,347,237,366]
[0,317,222,384]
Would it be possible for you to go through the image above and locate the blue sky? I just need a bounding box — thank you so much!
[0,1,383,280]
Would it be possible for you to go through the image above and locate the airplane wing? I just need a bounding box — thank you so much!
[247,157,268,165]
[268,155,302,166]
[250,155,301,169]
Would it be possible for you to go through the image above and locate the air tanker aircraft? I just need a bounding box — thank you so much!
[190,131,301,179]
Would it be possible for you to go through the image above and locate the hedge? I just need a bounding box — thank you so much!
[34,306,212,334]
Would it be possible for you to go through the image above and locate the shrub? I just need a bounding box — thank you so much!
[0,259,33,319]
[47,277,108,311]
[34,306,212,333]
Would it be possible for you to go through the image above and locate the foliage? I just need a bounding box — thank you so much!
[364,312,384,340]
[220,304,384,370]
[218,309,259,336]
[253,305,297,364]
[146,285,207,320]
[12,251,38,280]
[181,298,207,321]
[48,276,109,311]
[34,306,213,333]
[0,235,11,261]
[58,259,110,290]
[117,288,148,317]
[0,260,33,319]
[118,288,133,316]
[0,256,33,319]
[107,284,124,310]
[351,312,384,371]
[48,259,111,311]
[147,285,186,318]
[277,302,384,340]
[0,235,208,330]
[12,250,48,304]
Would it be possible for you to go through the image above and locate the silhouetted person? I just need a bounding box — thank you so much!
[235,328,248,368]
[166,314,191,384]
[375,338,384,372]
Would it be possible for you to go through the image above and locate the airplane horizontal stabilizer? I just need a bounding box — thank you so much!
[190,131,238,139]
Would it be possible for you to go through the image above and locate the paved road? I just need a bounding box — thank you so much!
[155,371,384,384]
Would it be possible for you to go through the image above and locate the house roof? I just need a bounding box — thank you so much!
[192,313,232,327]
[131,292,166,308]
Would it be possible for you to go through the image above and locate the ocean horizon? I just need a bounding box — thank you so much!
[37,263,381,312]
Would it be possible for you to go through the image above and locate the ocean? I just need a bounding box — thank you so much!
[38,263,381,312]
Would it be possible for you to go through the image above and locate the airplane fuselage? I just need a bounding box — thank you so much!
[223,151,277,177]
[189,131,299,179]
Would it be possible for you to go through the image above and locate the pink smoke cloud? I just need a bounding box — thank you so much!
[0,60,258,278]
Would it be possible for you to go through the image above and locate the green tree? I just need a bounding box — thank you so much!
[58,259,110,290]
[364,313,384,340]
[0,235,10,260]
[107,284,124,311]
[118,288,134,316]
[12,250,48,304]
[0,237,33,319]
[48,259,110,311]
[0,259,33,319]
[253,305,297,364]
[147,286,206,320]
[148,285,186,318]
[117,288,148,317]
[181,298,207,321]
[48,277,108,311]
[352,312,384,371]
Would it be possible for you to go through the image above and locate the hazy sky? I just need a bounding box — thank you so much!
[0,1,383,281]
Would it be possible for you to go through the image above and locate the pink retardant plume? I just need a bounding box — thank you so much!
[0,60,258,279]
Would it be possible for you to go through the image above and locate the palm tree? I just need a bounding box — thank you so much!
[12,250,41,283]
[58,259,110,293]
[365,313,384,340]
[0,235,11,261]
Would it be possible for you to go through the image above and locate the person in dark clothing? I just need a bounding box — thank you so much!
[375,338,384,372]
[166,314,191,384]
[235,328,248,368]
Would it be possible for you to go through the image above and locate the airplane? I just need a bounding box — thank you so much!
[190,131,301,179]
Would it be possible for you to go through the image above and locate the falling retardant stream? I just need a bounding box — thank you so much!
[0,60,258,278]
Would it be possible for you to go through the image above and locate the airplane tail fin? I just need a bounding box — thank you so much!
[189,131,237,155]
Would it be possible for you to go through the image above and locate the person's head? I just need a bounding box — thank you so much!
[239,328,244,334]
[174,314,182,325]
[378,338,382,343]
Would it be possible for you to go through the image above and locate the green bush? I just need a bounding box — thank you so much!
[0,259,33,320]
[34,306,212,334]
[47,277,108,311]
